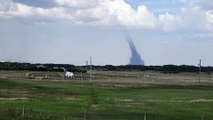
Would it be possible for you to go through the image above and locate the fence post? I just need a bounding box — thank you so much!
[22,104,25,118]
[84,109,87,120]
[81,72,83,80]
[144,112,147,120]
[201,114,204,120]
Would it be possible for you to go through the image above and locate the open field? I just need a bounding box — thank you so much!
[0,70,212,120]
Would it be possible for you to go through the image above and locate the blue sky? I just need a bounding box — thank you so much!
[0,0,213,66]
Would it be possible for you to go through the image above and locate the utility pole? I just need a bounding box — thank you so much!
[86,60,88,71]
[90,56,92,81]
[198,59,202,83]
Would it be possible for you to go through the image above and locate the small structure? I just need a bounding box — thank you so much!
[52,67,66,72]
[35,76,44,80]
[36,65,46,69]
[66,71,74,78]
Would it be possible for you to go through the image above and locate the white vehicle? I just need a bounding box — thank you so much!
[65,71,74,78]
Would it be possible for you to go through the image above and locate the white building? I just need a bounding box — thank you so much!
[65,71,74,78]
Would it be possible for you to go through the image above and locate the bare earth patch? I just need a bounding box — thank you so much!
[0,89,29,95]
[0,97,29,101]
[190,99,213,102]
[63,97,81,101]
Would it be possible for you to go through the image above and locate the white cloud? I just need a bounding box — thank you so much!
[0,0,16,18]
[1,0,158,28]
[159,12,182,31]
[54,0,97,8]
[129,5,157,28]
[206,10,213,30]
[73,0,157,28]
[0,0,213,32]
[175,0,213,10]
[0,0,73,23]
[180,6,207,31]
[207,11,213,24]
[191,0,213,10]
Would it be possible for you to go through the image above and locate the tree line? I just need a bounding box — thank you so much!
[0,62,213,73]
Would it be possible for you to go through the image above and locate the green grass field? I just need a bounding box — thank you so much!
[0,71,212,120]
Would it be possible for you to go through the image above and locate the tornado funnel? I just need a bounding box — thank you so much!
[125,33,145,65]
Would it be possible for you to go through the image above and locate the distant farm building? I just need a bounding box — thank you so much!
[52,67,66,72]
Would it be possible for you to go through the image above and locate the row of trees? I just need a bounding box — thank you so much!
[0,62,85,72]
[90,65,209,73]
[1,62,213,73]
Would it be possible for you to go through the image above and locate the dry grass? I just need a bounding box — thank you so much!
[0,70,212,86]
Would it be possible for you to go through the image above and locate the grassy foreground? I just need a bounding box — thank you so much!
[0,71,212,120]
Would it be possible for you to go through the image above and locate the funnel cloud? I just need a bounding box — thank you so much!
[125,33,145,65]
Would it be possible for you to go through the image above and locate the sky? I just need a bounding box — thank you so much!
[0,0,213,66]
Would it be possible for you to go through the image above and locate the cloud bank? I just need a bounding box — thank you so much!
[0,0,213,32]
